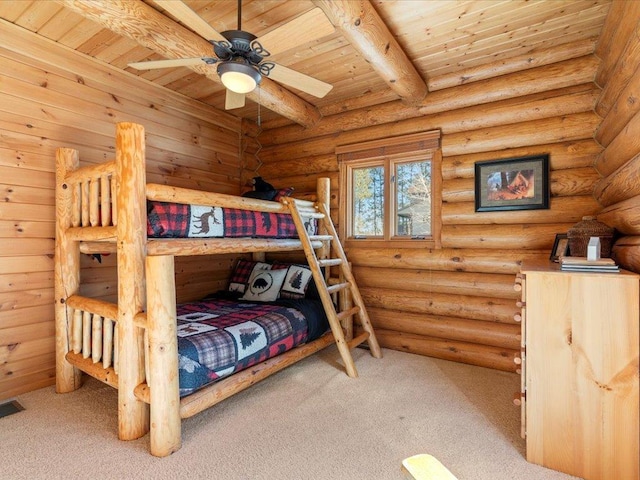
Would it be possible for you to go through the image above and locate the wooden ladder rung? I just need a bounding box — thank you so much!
[347,331,369,349]
[337,306,360,321]
[317,258,343,267]
[300,212,325,219]
[327,282,350,295]
[308,234,334,242]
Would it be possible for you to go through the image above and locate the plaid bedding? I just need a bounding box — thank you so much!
[177,296,327,397]
[147,201,317,239]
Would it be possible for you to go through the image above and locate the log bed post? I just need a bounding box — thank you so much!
[54,148,83,393]
[116,122,150,440]
[146,255,181,457]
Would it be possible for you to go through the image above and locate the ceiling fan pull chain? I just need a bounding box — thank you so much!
[257,86,262,128]
[250,86,263,174]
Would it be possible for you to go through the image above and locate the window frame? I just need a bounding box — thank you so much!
[337,131,442,249]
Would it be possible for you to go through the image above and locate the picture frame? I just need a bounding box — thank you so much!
[474,154,550,212]
[549,233,570,262]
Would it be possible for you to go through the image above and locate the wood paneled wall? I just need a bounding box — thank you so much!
[258,52,606,372]
[593,1,640,272]
[0,20,243,400]
[4,3,639,398]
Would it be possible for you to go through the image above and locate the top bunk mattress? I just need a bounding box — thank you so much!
[147,201,317,239]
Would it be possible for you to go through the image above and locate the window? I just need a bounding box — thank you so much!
[338,131,441,248]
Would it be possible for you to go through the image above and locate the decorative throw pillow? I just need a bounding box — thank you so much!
[241,267,287,302]
[228,259,272,296]
[273,187,295,202]
[278,263,314,299]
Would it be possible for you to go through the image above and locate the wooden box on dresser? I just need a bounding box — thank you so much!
[517,261,639,480]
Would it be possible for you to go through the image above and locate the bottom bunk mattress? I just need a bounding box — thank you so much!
[177,296,328,397]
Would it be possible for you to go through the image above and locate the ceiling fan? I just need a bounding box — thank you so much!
[128,0,335,110]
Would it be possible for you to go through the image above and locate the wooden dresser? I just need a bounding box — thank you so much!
[517,262,639,480]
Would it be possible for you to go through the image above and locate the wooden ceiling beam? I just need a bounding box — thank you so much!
[312,0,428,104]
[56,0,322,127]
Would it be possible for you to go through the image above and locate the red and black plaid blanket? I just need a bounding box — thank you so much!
[177,296,327,397]
[147,201,317,239]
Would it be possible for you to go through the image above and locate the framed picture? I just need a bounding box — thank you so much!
[474,154,550,212]
[549,233,569,262]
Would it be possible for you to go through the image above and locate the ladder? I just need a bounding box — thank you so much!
[286,198,382,378]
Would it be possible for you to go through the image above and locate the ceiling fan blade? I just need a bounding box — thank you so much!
[268,64,333,98]
[153,0,226,42]
[128,57,207,70]
[225,89,246,110]
[257,8,335,57]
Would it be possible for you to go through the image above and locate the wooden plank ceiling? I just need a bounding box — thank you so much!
[0,0,611,127]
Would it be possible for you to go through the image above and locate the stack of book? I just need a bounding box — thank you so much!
[560,256,620,273]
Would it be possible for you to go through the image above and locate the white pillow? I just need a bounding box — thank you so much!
[241,267,287,302]
[228,260,272,295]
[280,264,314,298]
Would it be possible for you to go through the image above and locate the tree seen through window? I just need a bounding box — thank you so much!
[395,160,431,236]
[353,166,384,236]
[338,130,441,247]
[352,159,431,237]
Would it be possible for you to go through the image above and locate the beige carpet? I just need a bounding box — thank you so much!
[1,348,579,480]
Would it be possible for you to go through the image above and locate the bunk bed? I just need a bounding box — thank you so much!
[54,122,382,457]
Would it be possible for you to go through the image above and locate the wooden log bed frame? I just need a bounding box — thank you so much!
[54,122,381,457]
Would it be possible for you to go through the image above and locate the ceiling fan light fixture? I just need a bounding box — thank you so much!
[217,61,261,94]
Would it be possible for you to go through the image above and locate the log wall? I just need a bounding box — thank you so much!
[593,2,640,273]
[0,21,243,400]
[258,51,606,373]
[5,4,639,397]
